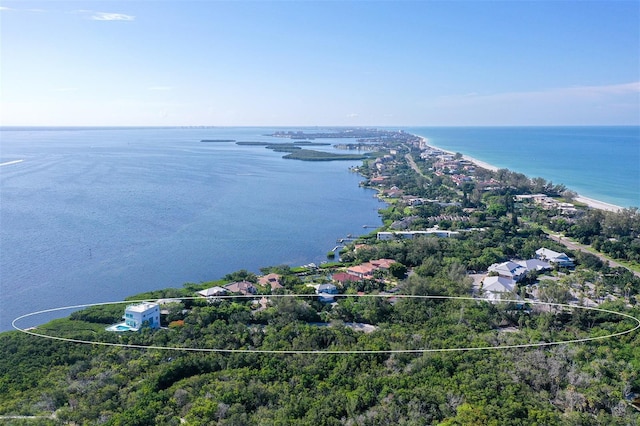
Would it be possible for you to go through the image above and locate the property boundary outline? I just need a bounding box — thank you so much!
[12,294,640,354]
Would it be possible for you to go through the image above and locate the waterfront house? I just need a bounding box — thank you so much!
[197,286,228,298]
[123,302,160,330]
[224,280,257,295]
[377,230,459,240]
[258,273,284,290]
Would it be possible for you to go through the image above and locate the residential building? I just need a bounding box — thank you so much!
[224,280,257,295]
[197,286,228,298]
[332,272,362,284]
[488,261,528,281]
[317,283,338,303]
[535,248,574,267]
[259,273,284,290]
[347,263,377,279]
[123,302,160,331]
[516,258,551,272]
[482,276,517,301]
[377,230,459,240]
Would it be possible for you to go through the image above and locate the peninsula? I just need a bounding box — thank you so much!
[2,127,639,425]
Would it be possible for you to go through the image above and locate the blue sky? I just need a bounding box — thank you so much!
[1,1,638,126]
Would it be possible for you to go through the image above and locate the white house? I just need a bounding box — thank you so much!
[535,248,574,267]
[123,302,160,331]
[516,258,551,272]
[482,276,517,301]
[488,261,528,281]
[197,286,228,298]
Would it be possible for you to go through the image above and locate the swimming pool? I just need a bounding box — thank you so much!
[105,322,136,332]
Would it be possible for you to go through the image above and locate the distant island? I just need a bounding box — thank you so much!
[235,141,331,147]
[269,128,415,142]
[282,149,371,161]
[235,138,375,161]
[200,139,236,142]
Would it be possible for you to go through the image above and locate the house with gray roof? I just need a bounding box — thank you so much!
[482,276,518,301]
[535,248,574,267]
[488,261,528,281]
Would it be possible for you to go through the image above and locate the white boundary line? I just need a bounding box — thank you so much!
[12,295,640,354]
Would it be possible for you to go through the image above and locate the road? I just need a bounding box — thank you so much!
[405,153,428,178]
[548,234,640,278]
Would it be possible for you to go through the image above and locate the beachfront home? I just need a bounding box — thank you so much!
[535,248,574,267]
[123,302,160,331]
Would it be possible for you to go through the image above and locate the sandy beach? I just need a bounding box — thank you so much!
[573,196,623,212]
[419,137,624,212]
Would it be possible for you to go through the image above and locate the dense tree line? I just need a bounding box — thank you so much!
[1,294,638,424]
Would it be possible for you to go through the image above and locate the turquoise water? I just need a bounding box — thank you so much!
[105,323,135,332]
[406,126,639,208]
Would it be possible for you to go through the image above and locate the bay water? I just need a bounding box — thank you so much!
[1,126,637,331]
[0,127,385,330]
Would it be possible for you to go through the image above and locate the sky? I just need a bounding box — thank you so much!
[1,0,639,127]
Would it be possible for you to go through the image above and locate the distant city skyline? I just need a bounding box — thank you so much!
[1,1,638,127]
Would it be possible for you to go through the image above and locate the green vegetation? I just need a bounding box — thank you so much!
[235,141,331,146]
[2,128,640,424]
[2,295,639,424]
[283,149,370,161]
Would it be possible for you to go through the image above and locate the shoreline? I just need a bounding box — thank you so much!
[417,136,624,213]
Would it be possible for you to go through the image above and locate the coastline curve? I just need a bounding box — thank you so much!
[12,295,640,354]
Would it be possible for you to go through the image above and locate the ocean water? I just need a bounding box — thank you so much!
[0,127,385,331]
[407,126,640,209]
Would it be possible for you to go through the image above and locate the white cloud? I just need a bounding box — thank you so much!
[91,12,135,21]
[346,113,359,118]
[417,81,640,125]
[0,6,45,12]
[71,10,134,21]
[437,82,640,106]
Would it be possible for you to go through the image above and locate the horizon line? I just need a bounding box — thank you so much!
[2,124,639,129]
